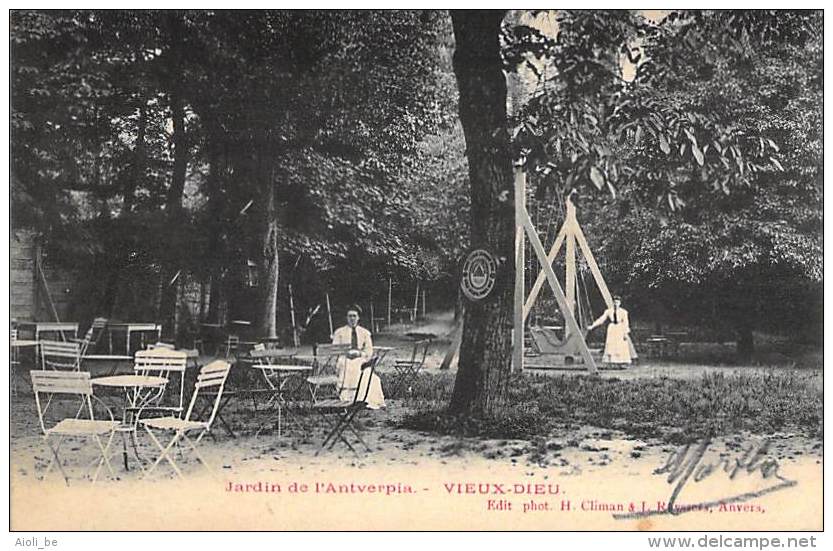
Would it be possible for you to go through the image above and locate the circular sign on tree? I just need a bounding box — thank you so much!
[461,249,499,301]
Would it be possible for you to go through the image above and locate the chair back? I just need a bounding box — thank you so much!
[30,370,94,434]
[351,356,379,406]
[11,328,18,343]
[78,317,108,357]
[184,360,232,426]
[40,340,82,370]
[134,348,189,411]
[313,343,351,375]
[134,348,188,375]
[408,339,431,366]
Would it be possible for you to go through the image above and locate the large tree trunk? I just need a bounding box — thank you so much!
[448,11,515,417]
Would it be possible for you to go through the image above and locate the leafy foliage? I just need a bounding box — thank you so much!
[505,10,822,344]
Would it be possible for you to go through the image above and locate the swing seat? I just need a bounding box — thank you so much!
[526,326,602,369]
[528,326,585,357]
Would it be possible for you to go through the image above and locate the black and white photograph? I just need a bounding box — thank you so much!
[6,8,824,533]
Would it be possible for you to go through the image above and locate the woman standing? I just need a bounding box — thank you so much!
[587,295,632,365]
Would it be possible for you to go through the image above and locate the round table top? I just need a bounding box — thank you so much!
[91,375,168,388]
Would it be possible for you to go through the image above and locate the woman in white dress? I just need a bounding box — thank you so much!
[331,306,385,409]
[587,295,632,365]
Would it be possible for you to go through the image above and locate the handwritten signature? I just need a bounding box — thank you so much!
[613,437,796,520]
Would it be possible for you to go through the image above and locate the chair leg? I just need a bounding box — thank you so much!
[317,410,361,456]
[325,415,357,455]
[183,433,215,478]
[91,432,116,483]
[43,435,71,486]
[344,415,372,452]
[316,413,347,455]
[143,427,185,479]
[329,409,364,453]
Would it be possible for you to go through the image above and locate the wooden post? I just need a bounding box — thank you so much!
[412,282,420,322]
[370,301,376,333]
[387,277,392,327]
[422,288,427,318]
[440,321,464,370]
[36,248,61,324]
[512,164,525,372]
[288,284,299,347]
[574,223,614,307]
[199,281,207,322]
[325,292,334,336]
[565,199,577,337]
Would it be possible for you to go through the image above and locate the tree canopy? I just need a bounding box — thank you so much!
[10,9,821,367]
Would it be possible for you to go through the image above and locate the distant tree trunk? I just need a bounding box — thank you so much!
[203,125,227,325]
[258,154,280,339]
[159,16,189,341]
[736,324,755,363]
[448,11,515,417]
[159,84,187,340]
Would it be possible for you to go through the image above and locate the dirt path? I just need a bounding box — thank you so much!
[10,394,822,531]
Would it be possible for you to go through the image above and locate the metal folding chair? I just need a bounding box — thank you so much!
[314,356,379,456]
[305,343,351,403]
[74,317,108,357]
[132,348,189,417]
[389,339,431,397]
[40,340,82,371]
[139,360,232,478]
[30,370,119,485]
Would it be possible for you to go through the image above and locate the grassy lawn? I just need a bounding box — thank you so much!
[392,369,823,444]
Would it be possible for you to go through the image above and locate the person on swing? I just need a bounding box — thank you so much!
[587,295,632,365]
[331,305,385,409]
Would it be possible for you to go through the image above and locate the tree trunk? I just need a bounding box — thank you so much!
[205,133,225,325]
[736,325,754,363]
[448,11,515,417]
[159,83,188,340]
[259,161,280,339]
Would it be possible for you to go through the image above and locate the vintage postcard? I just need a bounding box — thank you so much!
[7,9,823,533]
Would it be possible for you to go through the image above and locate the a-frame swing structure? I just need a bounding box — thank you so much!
[512,163,633,374]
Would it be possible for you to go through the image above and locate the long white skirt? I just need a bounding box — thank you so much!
[603,323,632,364]
[338,358,386,409]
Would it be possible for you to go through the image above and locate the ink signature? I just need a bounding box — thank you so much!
[613,437,796,520]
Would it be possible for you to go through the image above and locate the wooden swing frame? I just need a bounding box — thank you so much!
[512,163,620,374]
